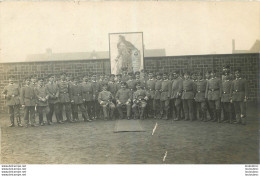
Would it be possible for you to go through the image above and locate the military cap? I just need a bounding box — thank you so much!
[121,82,127,86]
[135,71,140,75]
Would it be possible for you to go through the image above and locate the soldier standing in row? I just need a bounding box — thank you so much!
[34,78,49,126]
[46,74,62,124]
[82,74,94,119]
[231,68,248,125]
[221,74,233,123]
[195,72,207,122]
[58,73,73,123]
[171,71,183,121]
[91,74,101,120]
[154,72,162,119]
[181,71,196,121]
[20,77,37,127]
[160,72,171,120]
[2,76,22,127]
[206,70,222,123]
[70,77,92,122]
[145,71,156,118]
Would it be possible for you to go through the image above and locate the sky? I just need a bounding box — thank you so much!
[0,1,259,62]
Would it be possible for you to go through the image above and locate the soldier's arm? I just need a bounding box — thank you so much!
[244,79,249,100]
[55,84,59,98]
[219,79,222,98]
[20,87,25,105]
[205,81,209,99]
[167,81,172,98]
[98,92,102,104]
[230,81,234,102]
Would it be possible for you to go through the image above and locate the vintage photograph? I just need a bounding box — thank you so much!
[0,1,259,167]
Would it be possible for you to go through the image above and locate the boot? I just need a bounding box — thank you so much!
[241,115,246,125]
[17,116,23,127]
[217,110,221,123]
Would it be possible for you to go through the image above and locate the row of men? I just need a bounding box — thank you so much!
[2,66,248,127]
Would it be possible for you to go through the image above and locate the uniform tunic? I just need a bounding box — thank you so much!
[221,80,232,102]
[81,82,94,102]
[154,80,162,100]
[171,78,183,99]
[57,81,70,103]
[70,84,84,104]
[20,85,36,106]
[195,80,207,102]
[34,85,48,106]
[46,82,60,104]
[206,77,222,101]
[108,81,118,97]
[2,83,20,106]
[231,78,248,101]
[145,79,156,99]
[116,89,132,104]
[181,79,196,100]
[160,80,171,101]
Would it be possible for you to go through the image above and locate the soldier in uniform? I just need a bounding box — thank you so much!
[154,72,162,119]
[181,71,196,121]
[132,82,149,120]
[205,70,214,121]
[115,74,122,91]
[116,82,132,119]
[194,72,207,121]
[57,72,73,123]
[231,68,248,125]
[20,76,37,127]
[221,74,233,123]
[126,72,137,97]
[160,72,172,120]
[145,71,156,118]
[191,71,198,120]
[91,74,101,120]
[121,67,129,82]
[171,71,183,121]
[34,78,49,126]
[70,77,92,122]
[98,84,115,120]
[46,74,63,124]
[2,76,22,127]
[205,70,222,123]
[108,74,117,99]
[82,74,94,119]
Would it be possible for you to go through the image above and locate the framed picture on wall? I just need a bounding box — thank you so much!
[109,32,144,74]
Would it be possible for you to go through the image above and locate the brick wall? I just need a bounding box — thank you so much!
[0,53,259,112]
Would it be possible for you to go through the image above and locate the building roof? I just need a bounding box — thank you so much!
[26,48,166,62]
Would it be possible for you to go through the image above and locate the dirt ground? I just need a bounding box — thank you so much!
[0,103,259,164]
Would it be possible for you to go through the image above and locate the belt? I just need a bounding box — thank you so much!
[209,89,219,91]
[183,90,192,92]
[223,92,230,94]
[234,90,243,92]
[197,91,205,93]
[60,92,68,94]
[76,94,81,96]
[25,97,34,99]
[161,90,168,92]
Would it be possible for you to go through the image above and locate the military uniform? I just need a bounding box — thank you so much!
[195,79,207,121]
[34,84,49,125]
[126,79,137,96]
[154,79,162,118]
[58,80,72,122]
[98,90,115,120]
[20,84,36,126]
[82,81,94,119]
[91,80,101,119]
[205,77,222,122]
[132,89,148,119]
[181,79,196,121]
[2,83,22,126]
[171,77,183,120]
[108,81,118,98]
[46,82,61,123]
[160,79,172,119]
[221,79,232,123]
[70,83,91,122]
[116,88,132,119]
[231,77,248,124]
[145,78,156,117]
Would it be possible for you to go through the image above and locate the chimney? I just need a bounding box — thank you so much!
[232,39,235,53]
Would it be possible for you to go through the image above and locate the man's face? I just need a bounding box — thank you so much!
[148,73,153,79]
[184,74,189,79]
[9,78,14,84]
[136,85,141,90]
[163,74,167,80]
[25,79,30,85]
[173,73,177,79]
[235,71,240,78]
[116,76,122,81]
[61,75,65,81]
[49,77,54,82]
[211,72,215,78]
[121,84,126,89]
[100,75,104,80]
[205,73,210,79]
[222,75,227,81]
[66,77,70,82]
[156,75,161,80]
[83,77,88,82]
[192,74,197,80]
[198,75,202,80]
[136,75,140,80]
[91,76,96,81]
[39,80,43,86]
[31,78,36,83]
[110,76,115,81]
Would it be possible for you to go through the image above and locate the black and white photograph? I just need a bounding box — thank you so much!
[0,1,259,175]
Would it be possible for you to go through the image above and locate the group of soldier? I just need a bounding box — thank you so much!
[2,65,248,128]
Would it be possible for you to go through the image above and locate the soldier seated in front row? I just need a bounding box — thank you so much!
[132,82,149,120]
[115,82,132,120]
[98,84,115,120]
